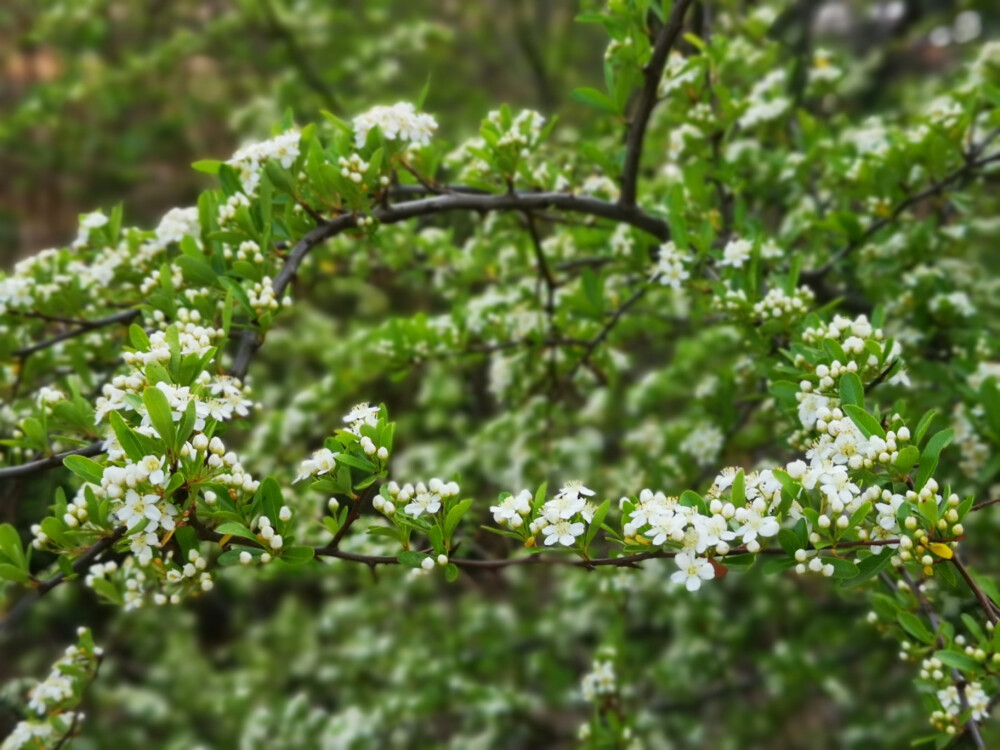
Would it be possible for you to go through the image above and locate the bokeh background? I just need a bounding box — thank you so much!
[2,2,1000,748]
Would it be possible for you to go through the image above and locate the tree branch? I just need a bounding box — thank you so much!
[0,526,126,636]
[804,147,1000,280]
[0,441,105,481]
[11,309,139,359]
[619,0,696,206]
[230,189,671,380]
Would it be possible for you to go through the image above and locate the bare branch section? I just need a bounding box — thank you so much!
[11,309,138,359]
[619,0,696,207]
[0,442,104,481]
[230,189,672,379]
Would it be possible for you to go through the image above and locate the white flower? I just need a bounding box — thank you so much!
[718,238,753,268]
[671,552,715,591]
[541,519,585,546]
[117,490,164,532]
[490,490,532,524]
[295,448,339,482]
[404,491,442,518]
[734,507,780,545]
[353,102,437,148]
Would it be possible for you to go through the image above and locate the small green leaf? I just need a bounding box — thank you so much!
[109,412,146,462]
[142,386,176,448]
[585,499,611,549]
[0,523,25,570]
[570,87,620,114]
[444,562,459,582]
[129,324,150,351]
[192,160,223,175]
[91,577,124,605]
[842,405,885,440]
[177,255,218,288]
[444,499,473,543]
[838,372,864,408]
[777,528,801,556]
[841,550,894,588]
[894,445,919,475]
[215,523,259,542]
[63,455,105,485]
[280,546,315,565]
[731,470,746,507]
[824,557,860,579]
[397,550,429,569]
[898,611,935,644]
[915,429,954,492]
[0,563,30,583]
[933,650,979,673]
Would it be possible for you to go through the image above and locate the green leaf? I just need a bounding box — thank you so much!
[777,528,801,556]
[0,563,30,583]
[443,499,473,543]
[841,550,894,588]
[192,159,223,175]
[914,410,937,446]
[898,611,935,644]
[142,386,176,448]
[397,550,429,569]
[280,546,315,565]
[109,412,146,462]
[570,87,620,114]
[585,499,611,549]
[894,445,919,475]
[824,557,860,579]
[91,577,124,605]
[933,650,979,673]
[915,429,954,492]
[0,523,25,570]
[444,562,459,582]
[842,405,885,440]
[177,255,218,288]
[129,324,150,351]
[332,454,376,472]
[63,455,105,486]
[731,470,746,507]
[838,372,864,408]
[214,523,259,542]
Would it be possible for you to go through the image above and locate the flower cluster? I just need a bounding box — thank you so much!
[1,629,101,750]
[352,102,437,148]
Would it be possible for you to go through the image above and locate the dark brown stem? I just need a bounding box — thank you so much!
[0,441,105,481]
[619,0,696,206]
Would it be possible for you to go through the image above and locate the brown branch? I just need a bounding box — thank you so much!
[0,526,126,636]
[230,189,671,380]
[565,286,648,382]
[0,441,105,481]
[804,147,1000,280]
[310,534,922,571]
[898,568,986,749]
[951,554,1000,625]
[11,309,139,359]
[619,0,696,206]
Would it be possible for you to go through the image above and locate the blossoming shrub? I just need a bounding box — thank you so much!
[3,1,1000,747]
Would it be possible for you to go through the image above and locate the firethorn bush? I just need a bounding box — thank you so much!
[3,1,1000,748]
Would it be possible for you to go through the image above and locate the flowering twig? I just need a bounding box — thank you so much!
[0,527,126,636]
